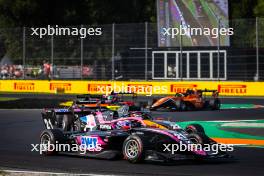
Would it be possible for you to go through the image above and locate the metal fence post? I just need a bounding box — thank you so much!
[217,18,220,81]
[256,17,259,81]
[145,22,148,80]
[112,23,115,80]
[180,20,183,80]
[51,35,54,79]
[80,25,83,80]
[22,27,26,79]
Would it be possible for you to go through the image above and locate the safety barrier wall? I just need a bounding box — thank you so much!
[0,80,263,96]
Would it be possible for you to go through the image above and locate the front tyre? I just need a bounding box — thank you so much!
[123,135,145,163]
[187,133,212,145]
[185,124,205,134]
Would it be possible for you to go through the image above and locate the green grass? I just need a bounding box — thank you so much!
[0,97,20,102]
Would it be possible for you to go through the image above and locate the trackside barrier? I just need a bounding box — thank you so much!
[0,80,263,96]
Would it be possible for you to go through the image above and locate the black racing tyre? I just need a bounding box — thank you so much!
[187,133,211,145]
[40,129,66,156]
[209,99,221,110]
[73,118,82,131]
[123,135,145,163]
[175,100,187,111]
[56,115,64,128]
[62,115,74,131]
[185,124,205,134]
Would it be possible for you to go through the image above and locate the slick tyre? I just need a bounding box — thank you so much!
[185,124,205,134]
[62,115,74,131]
[73,118,82,131]
[40,129,66,156]
[209,99,221,110]
[175,100,187,111]
[187,133,211,145]
[123,135,145,163]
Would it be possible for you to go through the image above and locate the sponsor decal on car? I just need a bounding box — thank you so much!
[99,124,112,130]
[54,109,69,113]
[80,115,97,131]
[170,84,197,93]
[14,82,35,91]
[218,85,247,95]
[80,136,101,151]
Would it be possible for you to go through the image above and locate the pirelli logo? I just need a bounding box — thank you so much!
[88,84,111,93]
[218,85,247,94]
[14,82,35,91]
[170,84,197,93]
[50,83,71,91]
[127,84,152,93]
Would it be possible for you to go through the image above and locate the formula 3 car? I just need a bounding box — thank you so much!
[40,117,230,163]
[150,89,221,111]
[74,92,138,110]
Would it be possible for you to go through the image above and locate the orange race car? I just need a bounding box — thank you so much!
[150,89,220,111]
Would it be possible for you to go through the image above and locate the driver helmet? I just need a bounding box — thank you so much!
[107,95,113,101]
[116,120,131,130]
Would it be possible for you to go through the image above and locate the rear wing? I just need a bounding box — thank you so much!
[115,92,137,100]
[41,107,105,130]
[76,94,103,104]
[42,108,95,115]
[198,89,219,97]
[76,94,103,100]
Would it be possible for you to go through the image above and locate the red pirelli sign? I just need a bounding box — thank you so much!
[50,83,72,91]
[218,85,247,94]
[170,84,197,93]
[88,84,111,93]
[14,82,35,91]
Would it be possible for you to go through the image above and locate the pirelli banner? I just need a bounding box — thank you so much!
[0,80,263,96]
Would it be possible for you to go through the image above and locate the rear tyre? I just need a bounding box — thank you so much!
[73,118,82,131]
[62,115,74,131]
[40,129,66,155]
[175,100,187,111]
[123,135,145,163]
[209,99,221,110]
[185,124,205,134]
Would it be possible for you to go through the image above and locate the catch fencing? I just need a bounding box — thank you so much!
[0,18,263,81]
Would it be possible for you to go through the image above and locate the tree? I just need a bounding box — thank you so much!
[254,0,264,17]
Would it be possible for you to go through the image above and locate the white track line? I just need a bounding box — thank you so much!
[2,169,119,176]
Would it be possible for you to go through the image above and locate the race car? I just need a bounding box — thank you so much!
[150,89,221,111]
[74,92,138,110]
[40,117,230,163]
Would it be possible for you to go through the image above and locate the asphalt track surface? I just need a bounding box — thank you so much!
[0,99,264,175]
